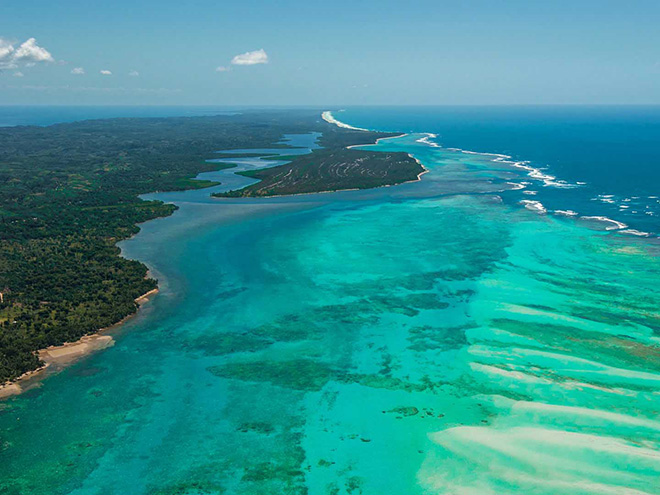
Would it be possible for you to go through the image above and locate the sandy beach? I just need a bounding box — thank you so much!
[321,110,370,131]
[0,288,158,400]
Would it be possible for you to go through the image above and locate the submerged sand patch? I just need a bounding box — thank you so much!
[0,334,115,400]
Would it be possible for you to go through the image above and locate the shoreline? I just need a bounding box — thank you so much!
[2,113,396,399]
[0,288,159,400]
[215,134,427,200]
[345,132,409,149]
[215,117,422,200]
[321,110,370,131]
[327,112,658,240]
[6,110,647,401]
[218,164,430,200]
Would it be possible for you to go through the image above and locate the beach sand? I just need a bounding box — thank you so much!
[0,288,158,400]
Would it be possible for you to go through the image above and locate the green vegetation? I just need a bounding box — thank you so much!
[215,135,422,197]
[0,110,421,384]
[0,111,310,382]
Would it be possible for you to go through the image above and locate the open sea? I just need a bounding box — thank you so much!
[1,106,659,495]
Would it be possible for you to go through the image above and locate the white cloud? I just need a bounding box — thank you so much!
[128,70,139,76]
[13,38,54,63]
[0,39,14,62]
[231,49,268,66]
[100,69,112,75]
[0,37,54,71]
[13,71,24,77]
[71,67,85,75]
[215,66,231,72]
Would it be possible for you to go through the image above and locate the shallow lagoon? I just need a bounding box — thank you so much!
[1,132,659,495]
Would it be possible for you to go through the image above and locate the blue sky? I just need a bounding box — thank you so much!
[1,0,659,105]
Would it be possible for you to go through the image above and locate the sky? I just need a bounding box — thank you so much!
[1,0,659,106]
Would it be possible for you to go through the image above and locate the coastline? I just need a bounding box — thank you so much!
[321,110,370,131]
[345,133,409,149]
[3,109,660,493]
[221,164,429,200]
[409,154,430,181]
[2,112,393,398]
[215,117,424,200]
[323,112,429,191]
[218,134,428,200]
[330,111,658,239]
[6,109,627,400]
[0,288,159,400]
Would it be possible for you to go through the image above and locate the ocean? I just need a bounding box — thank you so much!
[0,106,659,495]
[338,106,660,237]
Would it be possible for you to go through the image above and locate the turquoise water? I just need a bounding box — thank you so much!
[1,122,660,494]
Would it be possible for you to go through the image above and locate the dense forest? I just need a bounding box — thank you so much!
[217,148,421,197]
[215,125,422,197]
[0,110,413,383]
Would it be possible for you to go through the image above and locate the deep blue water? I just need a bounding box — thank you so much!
[339,106,660,236]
